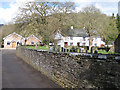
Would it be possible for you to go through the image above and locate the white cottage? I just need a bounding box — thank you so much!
[55,27,105,47]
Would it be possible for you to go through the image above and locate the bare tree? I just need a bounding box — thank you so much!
[81,5,104,50]
[14,1,76,44]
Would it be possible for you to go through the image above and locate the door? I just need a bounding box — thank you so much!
[12,42,16,48]
[77,42,80,46]
[64,42,68,47]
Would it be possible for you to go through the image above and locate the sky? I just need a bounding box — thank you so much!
[0,0,119,24]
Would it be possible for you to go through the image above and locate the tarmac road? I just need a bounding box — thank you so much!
[2,49,61,88]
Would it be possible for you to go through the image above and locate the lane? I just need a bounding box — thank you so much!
[0,49,2,89]
[2,49,60,88]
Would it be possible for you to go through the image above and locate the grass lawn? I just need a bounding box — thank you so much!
[97,50,120,55]
[25,46,120,55]
[25,46,49,50]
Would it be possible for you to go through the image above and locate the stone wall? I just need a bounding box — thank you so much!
[16,46,120,89]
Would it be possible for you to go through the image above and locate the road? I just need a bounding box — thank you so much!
[2,49,61,88]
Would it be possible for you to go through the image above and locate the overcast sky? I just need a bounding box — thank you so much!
[0,0,119,24]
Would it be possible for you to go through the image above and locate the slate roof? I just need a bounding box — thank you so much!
[64,28,89,37]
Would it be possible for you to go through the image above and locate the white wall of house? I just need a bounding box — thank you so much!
[92,37,105,47]
[55,33,105,47]
[4,39,24,48]
[58,37,89,47]
[63,37,89,46]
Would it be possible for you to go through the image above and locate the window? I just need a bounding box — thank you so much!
[70,37,73,40]
[83,37,85,41]
[82,43,86,46]
[64,42,68,46]
[70,42,73,46]
[31,41,34,45]
[7,41,10,45]
[17,42,19,45]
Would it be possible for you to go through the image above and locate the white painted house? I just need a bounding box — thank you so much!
[55,27,105,47]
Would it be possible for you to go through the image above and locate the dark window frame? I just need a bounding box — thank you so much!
[7,41,10,45]
[31,41,34,45]
[83,37,86,41]
[64,42,68,46]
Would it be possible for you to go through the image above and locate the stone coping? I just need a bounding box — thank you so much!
[22,47,120,60]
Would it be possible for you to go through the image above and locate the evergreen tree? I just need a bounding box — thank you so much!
[112,13,115,19]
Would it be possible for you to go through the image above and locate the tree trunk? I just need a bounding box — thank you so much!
[89,36,93,52]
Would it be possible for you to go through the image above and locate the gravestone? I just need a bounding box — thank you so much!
[67,49,69,52]
[70,49,72,52]
[61,47,64,52]
[64,48,66,52]
[91,46,93,53]
[72,47,75,52]
[79,48,81,53]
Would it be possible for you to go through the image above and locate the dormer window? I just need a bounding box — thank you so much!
[70,37,73,40]
[83,37,85,41]
[31,41,34,45]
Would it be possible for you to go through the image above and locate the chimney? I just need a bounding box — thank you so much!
[83,27,85,30]
[71,26,73,29]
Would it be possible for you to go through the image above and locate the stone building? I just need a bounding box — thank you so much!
[3,32,25,48]
[26,34,41,45]
[3,32,42,48]
[114,34,120,53]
